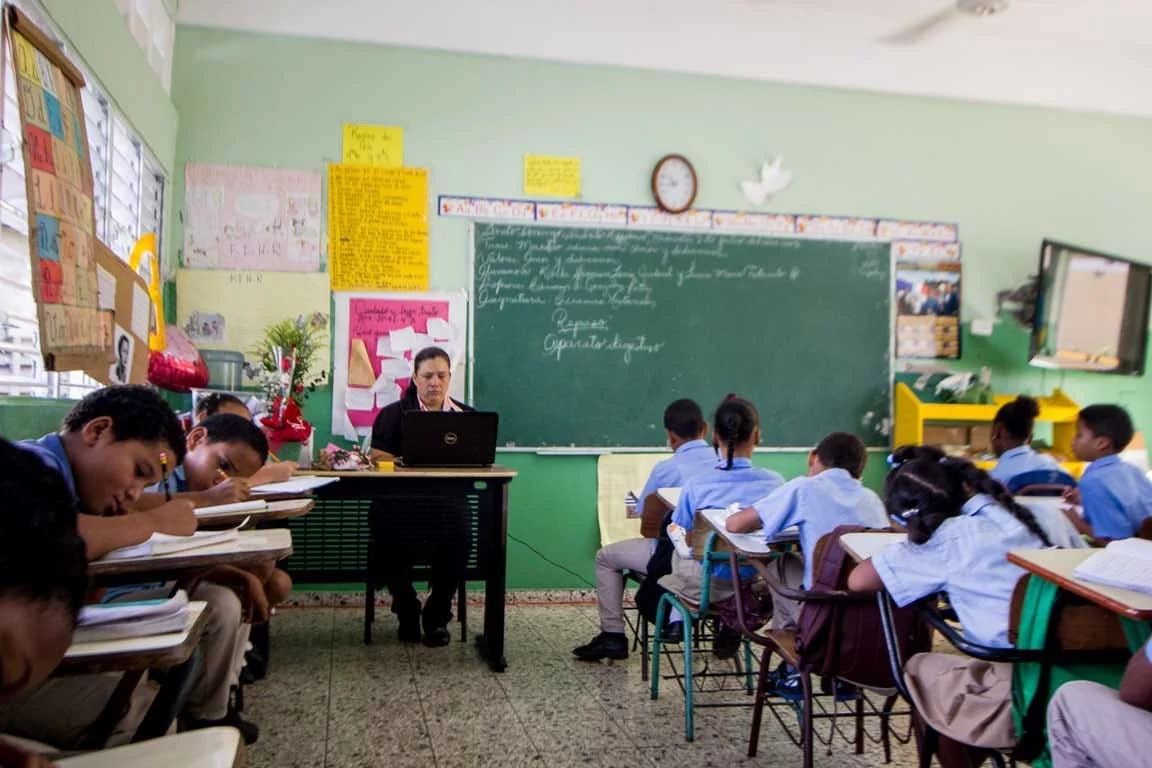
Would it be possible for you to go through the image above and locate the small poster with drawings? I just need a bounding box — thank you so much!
[183,311,227,343]
[108,326,134,385]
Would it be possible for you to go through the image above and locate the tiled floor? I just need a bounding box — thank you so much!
[244,603,920,768]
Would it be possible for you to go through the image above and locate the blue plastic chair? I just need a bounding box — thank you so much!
[649,530,756,741]
[1005,468,1077,496]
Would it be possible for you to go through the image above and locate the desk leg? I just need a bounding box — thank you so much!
[132,648,203,742]
[476,481,509,672]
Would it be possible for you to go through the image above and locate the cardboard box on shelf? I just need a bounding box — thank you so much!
[969,425,993,453]
[922,426,970,449]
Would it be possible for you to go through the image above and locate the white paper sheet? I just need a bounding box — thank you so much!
[130,284,150,342]
[376,386,401,410]
[345,387,375,411]
[375,336,396,357]
[376,357,412,379]
[389,326,416,353]
[411,333,433,353]
[96,266,115,311]
[428,317,454,340]
[340,411,357,441]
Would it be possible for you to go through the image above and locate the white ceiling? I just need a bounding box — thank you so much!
[177,0,1152,117]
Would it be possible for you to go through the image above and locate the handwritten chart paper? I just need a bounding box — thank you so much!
[9,16,107,357]
[183,164,322,272]
[328,165,429,291]
[524,155,581,198]
[331,291,466,437]
[341,124,403,167]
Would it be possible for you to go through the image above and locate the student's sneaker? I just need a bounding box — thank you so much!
[572,632,629,661]
[184,707,260,745]
[659,621,684,645]
[768,662,804,701]
[422,624,452,648]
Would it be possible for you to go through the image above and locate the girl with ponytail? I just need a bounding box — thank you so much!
[988,395,1065,486]
[656,396,785,630]
[849,446,1061,750]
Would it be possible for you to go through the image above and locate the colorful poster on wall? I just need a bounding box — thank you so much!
[341,124,403,167]
[328,165,429,291]
[894,241,962,359]
[183,163,322,272]
[331,291,467,439]
[7,11,108,361]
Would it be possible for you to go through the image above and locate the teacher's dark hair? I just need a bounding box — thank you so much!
[404,346,452,400]
[713,396,759,471]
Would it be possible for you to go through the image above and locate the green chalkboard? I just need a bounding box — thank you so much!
[472,223,892,447]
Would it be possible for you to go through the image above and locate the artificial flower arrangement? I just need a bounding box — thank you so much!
[249,313,328,449]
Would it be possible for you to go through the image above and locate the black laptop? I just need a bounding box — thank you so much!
[399,411,499,468]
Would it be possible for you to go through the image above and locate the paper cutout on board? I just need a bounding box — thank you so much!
[130,283,150,343]
[389,326,416,353]
[175,270,330,363]
[375,336,396,357]
[339,411,357,442]
[341,124,403,167]
[376,386,402,410]
[327,165,429,291]
[96,265,115,311]
[524,155,581,198]
[345,387,376,412]
[348,339,376,387]
[183,164,322,272]
[411,333,432,354]
[427,317,454,340]
[376,357,412,379]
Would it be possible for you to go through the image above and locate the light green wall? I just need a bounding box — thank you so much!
[165,25,1152,588]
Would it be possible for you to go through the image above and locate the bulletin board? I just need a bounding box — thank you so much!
[331,291,467,440]
[5,8,109,368]
[183,163,323,272]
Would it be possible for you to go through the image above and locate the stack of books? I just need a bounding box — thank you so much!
[74,591,190,643]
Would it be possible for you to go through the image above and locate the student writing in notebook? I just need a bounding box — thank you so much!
[189,393,296,485]
[573,399,716,662]
[1064,404,1152,541]
[0,439,88,768]
[987,395,1065,487]
[848,447,1053,751]
[655,396,783,652]
[2,387,258,747]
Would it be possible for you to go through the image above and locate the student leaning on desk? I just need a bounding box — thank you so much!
[0,387,256,748]
[0,440,88,768]
[368,346,475,648]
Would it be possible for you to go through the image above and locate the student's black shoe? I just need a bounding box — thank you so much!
[238,667,257,686]
[397,612,421,644]
[767,662,803,701]
[244,648,268,680]
[185,707,260,745]
[422,624,451,647]
[659,621,684,644]
[572,632,629,661]
[712,624,742,660]
[821,676,860,702]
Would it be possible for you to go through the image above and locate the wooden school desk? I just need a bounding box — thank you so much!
[657,487,682,510]
[306,467,517,672]
[1008,548,1152,621]
[88,529,294,586]
[55,726,240,768]
[55,603,210,748]
[840,532,908,564]
[196,499,314,529]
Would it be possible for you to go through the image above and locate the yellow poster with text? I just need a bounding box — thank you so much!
[341,124,404,167]
[328,165,429,291]
[524,154,581,198]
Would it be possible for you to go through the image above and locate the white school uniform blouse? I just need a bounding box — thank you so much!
[988,445,1063,486]
[871,494,1046,649]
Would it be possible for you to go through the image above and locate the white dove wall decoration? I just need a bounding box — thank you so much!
[741,157,793,205]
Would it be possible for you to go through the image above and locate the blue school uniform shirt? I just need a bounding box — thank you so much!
[147,466,189,496]
[672,458,784,579]
[17,433,77,499]
[637,439,718,511]
[753,468,888,588]
[1079,454,1152,539]
[989,445,1063,486]
[870,494,1044,649]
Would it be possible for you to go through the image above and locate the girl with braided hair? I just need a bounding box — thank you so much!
[849,446,1055,750]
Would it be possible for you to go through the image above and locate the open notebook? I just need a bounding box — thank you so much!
[100,527,240,561]
[1073,538,1152,595]
[195,500,267,519]
[251,476,339,495]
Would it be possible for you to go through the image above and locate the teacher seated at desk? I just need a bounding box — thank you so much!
[369,345,473,648]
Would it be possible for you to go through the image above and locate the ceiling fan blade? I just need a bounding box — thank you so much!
[879,6,962,46]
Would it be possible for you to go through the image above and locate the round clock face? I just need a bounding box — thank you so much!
[652,155,697,213]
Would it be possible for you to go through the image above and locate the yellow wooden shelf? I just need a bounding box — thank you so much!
[895,383,1085,479]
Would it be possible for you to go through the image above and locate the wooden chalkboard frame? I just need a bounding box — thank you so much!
[468,221,895,451]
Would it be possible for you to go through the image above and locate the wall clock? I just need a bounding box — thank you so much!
[651,154,697,214]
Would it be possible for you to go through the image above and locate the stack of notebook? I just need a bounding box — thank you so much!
[74,591,190,643]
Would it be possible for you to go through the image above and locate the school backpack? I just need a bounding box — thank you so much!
[794,524,931,689]
[635,509,676,625]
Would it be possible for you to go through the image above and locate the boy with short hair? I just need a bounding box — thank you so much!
[573,399,716,662]
[4,386,259,746]
[1065,404,1152,541]
[726,432,888,630]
